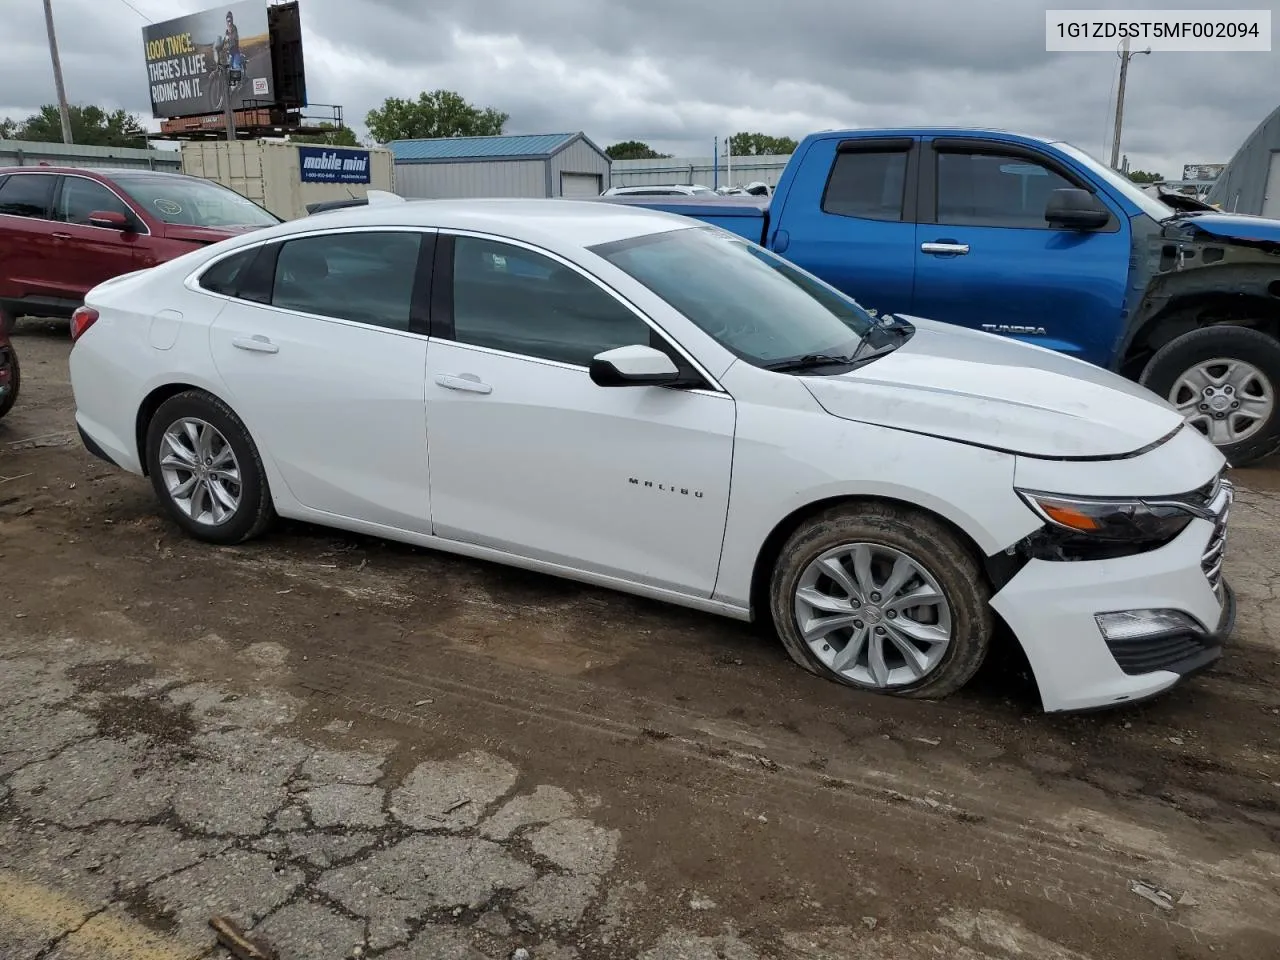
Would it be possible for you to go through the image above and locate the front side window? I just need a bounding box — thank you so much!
[271,231,424,331]
[0,174,56,219]
[935,152,1078,228]
[112,175,280,229]
[822,150,909,221]
[591,226,872,366]
[57,178,134,226]
[451,236,652,366]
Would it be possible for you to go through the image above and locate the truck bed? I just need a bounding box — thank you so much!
[595,195,769,242]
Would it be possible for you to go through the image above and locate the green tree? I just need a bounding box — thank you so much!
[605,140,670,160]
[728,132,798,156]
[6,105,147,147]
[1127,169,1164,184]
[0,117,17,140]
[365,90,507,143]
[290,123,362,147]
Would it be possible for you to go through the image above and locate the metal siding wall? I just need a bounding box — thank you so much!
[611,154,791,189]
[548,139,611,196]
[1205,107,1280,215]
[0,138,181,171]
[394,160,547,198]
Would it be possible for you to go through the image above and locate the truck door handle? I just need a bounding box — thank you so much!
[232,335,279,354]
[435,373,492,395]
[921,241,970,256]
[51,232,72,240]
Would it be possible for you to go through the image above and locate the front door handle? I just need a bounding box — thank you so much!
[51,232,72,240]
[435,373,492,395]
[921,241,970,256]
[232,335,279,354]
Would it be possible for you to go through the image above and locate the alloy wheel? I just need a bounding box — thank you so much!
[1170,357,1275,445]
[159,417,242,526]
[793,542,953,689]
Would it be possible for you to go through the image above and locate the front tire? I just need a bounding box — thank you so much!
[1139,325,1280,466]
[145,390,274,544]
[769,503,993,701]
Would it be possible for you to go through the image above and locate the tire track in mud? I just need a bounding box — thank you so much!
[291,639,1280,951]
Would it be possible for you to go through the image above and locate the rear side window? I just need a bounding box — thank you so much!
[822,151,908,221]
[271,231,424,332]
[199,248,259,297]
[0,174,56,219]
[57,178,134,226]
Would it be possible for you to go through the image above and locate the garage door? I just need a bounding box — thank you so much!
[1262,152,1280,218]
[561,173,603,198]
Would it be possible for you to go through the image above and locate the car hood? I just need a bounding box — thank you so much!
[801,317,1184,458]
[1170,212,1280,245]
[161,223,263,245]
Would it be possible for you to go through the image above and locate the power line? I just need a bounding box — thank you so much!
[115,0,152,22]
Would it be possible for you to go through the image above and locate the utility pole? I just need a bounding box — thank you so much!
[1110,38,1150,170]
[41,0,74,144]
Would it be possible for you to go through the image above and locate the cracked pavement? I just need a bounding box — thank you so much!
[2,324,1280,960]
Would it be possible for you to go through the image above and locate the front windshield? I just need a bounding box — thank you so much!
[590,226,874,366]
[114,176,280,229]
[1054,141,1175,222]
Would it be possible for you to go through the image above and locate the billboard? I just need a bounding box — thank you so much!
[143,2,274,120]
[1182,163,1225,182]
[298,147,373,184]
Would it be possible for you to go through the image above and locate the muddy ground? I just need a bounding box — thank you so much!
[2,319,1279,960]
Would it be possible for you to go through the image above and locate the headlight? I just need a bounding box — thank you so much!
[1017,490,1194,542]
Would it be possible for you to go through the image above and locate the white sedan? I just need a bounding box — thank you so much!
[68,197,1234,712]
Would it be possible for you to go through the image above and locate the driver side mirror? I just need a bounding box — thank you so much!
[1045,188,1110,231]
[589,344,680,387]
[88,210,132,231]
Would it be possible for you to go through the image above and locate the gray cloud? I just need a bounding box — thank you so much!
[1,0,1270,178]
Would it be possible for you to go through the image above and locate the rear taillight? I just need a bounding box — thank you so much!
[70,307,99,343]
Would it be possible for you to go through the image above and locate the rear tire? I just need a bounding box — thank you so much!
[145,390,275,544]
[1139,325,1280,466]
[768,502,993,701]
[0,345,18,420]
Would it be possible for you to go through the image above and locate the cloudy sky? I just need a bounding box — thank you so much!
[3,0,1274,178]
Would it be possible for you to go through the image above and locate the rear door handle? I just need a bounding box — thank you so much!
[435,373,492,395]
[231,335,279,354]
[51,232,72,240]
[921,241,970,256]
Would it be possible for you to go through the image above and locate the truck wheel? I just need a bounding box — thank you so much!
[769,502,993,701]
[1139,325,1280,466]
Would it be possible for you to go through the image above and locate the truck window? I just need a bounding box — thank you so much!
[821,152,908,221]
[936,152,1076,228]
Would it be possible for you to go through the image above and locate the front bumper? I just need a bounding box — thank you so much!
[990,512,1232,713]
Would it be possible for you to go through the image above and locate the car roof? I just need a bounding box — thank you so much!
[229,198,699,251]
[0,165,207,184]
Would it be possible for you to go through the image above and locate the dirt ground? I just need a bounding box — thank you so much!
[2,319,1279,960]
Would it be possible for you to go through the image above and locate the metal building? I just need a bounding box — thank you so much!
[611,153,791,191]
[1205,105,1280,216]
[0,138,182,172]
[389,133,611,200]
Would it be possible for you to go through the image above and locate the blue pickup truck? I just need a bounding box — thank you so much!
[608,128,1280,466]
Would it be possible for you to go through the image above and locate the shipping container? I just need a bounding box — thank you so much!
[179,139,395,220]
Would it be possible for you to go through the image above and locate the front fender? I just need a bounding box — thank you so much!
[710,399,1040,610]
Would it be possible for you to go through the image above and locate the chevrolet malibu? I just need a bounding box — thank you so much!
[67,198,1234,713]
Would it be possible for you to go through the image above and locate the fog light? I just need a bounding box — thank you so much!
[1095,609,1203,642]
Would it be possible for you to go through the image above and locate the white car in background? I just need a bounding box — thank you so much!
[68,198,1233,713]
[601,184,719,198]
